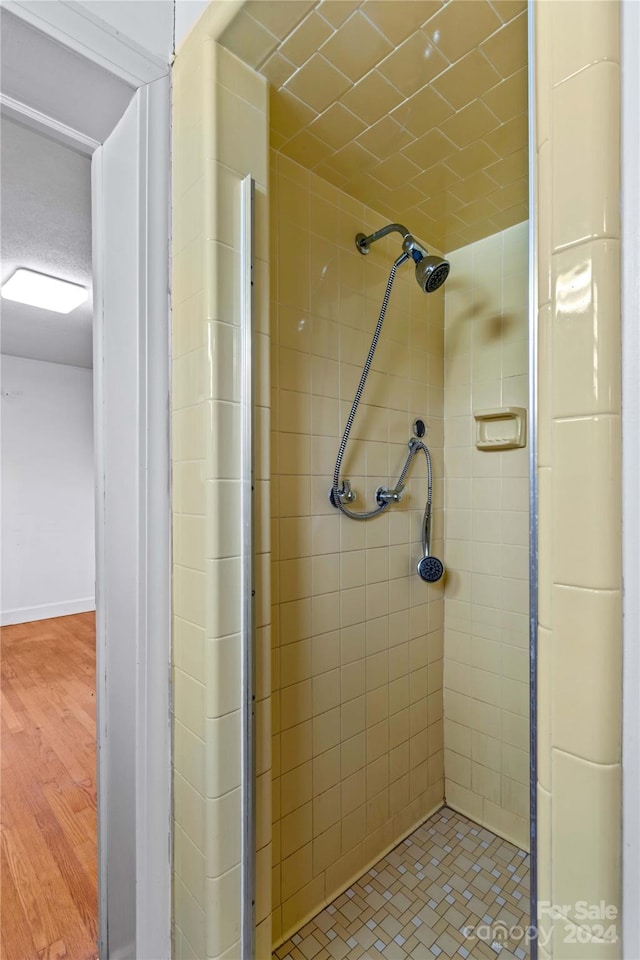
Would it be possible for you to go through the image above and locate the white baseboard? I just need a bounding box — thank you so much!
[1,597,96,626]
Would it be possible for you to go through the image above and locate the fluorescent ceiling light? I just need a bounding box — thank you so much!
[1,268,88,314]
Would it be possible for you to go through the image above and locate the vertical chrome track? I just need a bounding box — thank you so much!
[527,3,539,957]
[240,174,256,959]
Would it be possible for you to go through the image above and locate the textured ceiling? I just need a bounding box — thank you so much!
[220,0,528,252]
[1,118,93,368]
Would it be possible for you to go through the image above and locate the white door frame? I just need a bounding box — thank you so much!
[92,76,171,960]
[1,5,172,958]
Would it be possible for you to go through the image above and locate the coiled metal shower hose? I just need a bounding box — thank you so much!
[331,251,409,520]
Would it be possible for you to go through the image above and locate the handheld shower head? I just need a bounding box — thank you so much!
[417,555,445,582]
[415,255,450,294]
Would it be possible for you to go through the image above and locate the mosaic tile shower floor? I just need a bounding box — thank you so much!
[274,807,530,960]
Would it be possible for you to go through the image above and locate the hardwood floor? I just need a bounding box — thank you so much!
[1,613,98,960]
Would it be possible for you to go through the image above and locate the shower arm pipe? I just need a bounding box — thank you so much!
[356,223,427,259]
[356,222,411,251]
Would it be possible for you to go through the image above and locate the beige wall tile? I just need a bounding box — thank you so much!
[270,152,446,944]
[175,5,624,955]
[534,2,622,955]
[551,750,621,927]
[552,586,621,765]
[552,240,621,418]
[173,26,271,959]
[549,0,619,87]
[444,223,530,846]
[551,62,620,253]
[552,416,621,590]
[218,10,277,69]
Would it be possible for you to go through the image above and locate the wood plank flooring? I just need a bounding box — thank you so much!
[1,613,98,960]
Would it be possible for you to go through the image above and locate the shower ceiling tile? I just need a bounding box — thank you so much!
[484,112,528,157]
[412,161,462,196]
[355,116,413,160]
[270,129,288,152]
[456,195,499,226]
[390,84,454,137]
[482,68,528,123]
[431,49,501,110]
[220,0,529,252]
[281,130,335,169]
[317,0,362,28]
[270,87,316,140]
[361,0,442,46]
[480,11,528,79]
[370,153,422,191]
[314,163,350,191]
[344,174,394,212]
[388,182,423,213]
[280,11,334,66]
[491,0,527,23]
[319,10,393,83]
[419,194,452,227]
[449,170,497,204]
[261,50,297,88]
[325,140,378,180]
[488,176,528,210]
[245,0,315,41]
[401,128,457,168]
[376,29,448,97]
[445,140,498,179]
[309,103,367,151]
[339,69,405,125]
[285,54,352,114]
[490,202,528,232]
[424,0,501,63]
[440,99,500,148]
[485,148,528,187]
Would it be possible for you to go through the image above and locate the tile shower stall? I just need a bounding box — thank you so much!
[171,2,622,959]
[269,155,529,946]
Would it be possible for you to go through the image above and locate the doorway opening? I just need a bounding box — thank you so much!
[1,114,98,959]
[0,5,172,957]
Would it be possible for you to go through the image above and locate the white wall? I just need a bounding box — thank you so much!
[84,1,174,62]
[1,355,95,624]
[174,0,210,48]
[68,0,208,60]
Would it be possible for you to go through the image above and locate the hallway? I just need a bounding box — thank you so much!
[1,613,98,960]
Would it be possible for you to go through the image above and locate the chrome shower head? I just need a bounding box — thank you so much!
[414,255,450,294]
[417,554,445,582]
[354,223,451,294]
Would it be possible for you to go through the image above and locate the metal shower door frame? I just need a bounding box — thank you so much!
[240,173,257,959]
[527,2,539,958]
